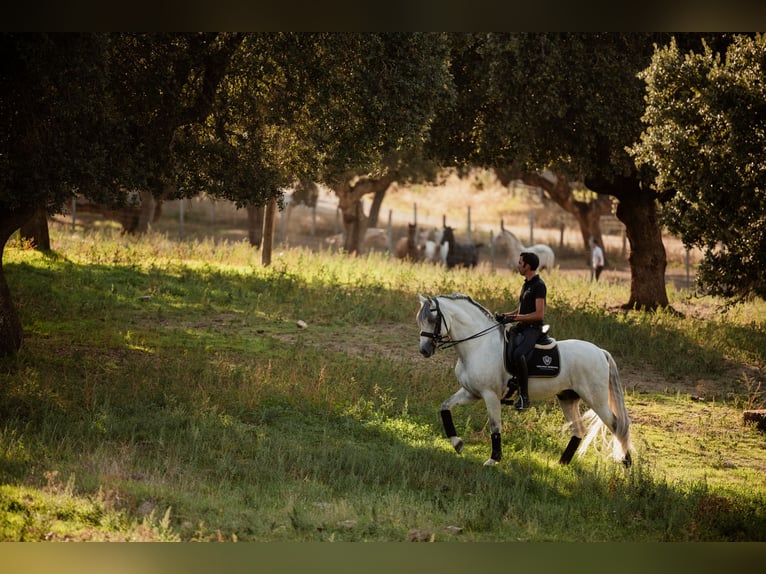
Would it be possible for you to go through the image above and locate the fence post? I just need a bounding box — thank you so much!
[387,210,394,254]
[529,209,534,244]
[466,207,471,242]
[621,229,627,258]
[489,229,495,271]
[71,197,77,232]
[685,248,690,289]
[179,199,184,240]
[280,199,293,244]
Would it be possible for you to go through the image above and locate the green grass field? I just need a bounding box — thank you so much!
[1,223,765,541]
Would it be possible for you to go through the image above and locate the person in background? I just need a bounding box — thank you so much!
[591,237,605,282]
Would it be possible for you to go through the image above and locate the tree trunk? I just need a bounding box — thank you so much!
[505,166,669,310]
[135,191,157,233]
[587,175,669,310]
[334,174,394,254]
[247,205,264,247]
[367,187,387,228]
[0,209,33,356]
[260,197,277,267]
[19,206,51,251]
[505,167,613,254]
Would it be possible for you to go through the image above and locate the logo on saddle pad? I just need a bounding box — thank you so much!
[504,337,561,378]
[528,347,560,377]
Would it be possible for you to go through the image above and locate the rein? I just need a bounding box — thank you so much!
[420,297,500,351]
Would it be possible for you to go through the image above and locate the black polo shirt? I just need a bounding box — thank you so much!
[518,274,547,316]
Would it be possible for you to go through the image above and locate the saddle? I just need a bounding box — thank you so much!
[501,325,561,405]
[503,325,560,377]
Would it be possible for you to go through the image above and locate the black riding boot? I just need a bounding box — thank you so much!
[514,355,530,411]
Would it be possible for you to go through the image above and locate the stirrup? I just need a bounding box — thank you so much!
[514,396,530,411]
[501,378,518,405]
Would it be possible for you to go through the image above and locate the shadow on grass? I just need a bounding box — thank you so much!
[1,257,764,540]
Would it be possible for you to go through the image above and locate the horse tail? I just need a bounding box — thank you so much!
[578,350,632,462]
[604,350,632,461]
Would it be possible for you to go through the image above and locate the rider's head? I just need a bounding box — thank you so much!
[519,251,540,271]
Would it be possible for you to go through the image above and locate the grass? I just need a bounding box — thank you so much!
[1,222,765,541]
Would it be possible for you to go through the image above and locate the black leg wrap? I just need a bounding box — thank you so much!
[491,432,502,462]
[441,409,457,438]
[559,435,582,465]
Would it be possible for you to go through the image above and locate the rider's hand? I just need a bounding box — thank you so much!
[494,312,507,323]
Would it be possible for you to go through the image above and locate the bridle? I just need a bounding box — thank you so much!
[420,297,501,351]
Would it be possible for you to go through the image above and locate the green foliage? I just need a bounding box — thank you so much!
[632,34,766,300]
[1,33,451,216]
[429,33,658,179]
[1,227,765,541]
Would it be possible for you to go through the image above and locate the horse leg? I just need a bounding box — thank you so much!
[560,436,582,465]
[556,390,583,465]
[440,388,477,456]
[482,390,504,466]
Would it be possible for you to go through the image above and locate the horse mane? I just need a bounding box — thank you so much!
[438,293,495,321]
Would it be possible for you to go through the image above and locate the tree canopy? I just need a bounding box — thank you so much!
[631,34,766,300]
[0,32,451,355]
[429,33,672,310]
[2,32,765,356]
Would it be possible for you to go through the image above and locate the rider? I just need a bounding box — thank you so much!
[496,251,547,411]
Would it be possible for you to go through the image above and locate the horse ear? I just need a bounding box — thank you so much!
[418,294,430,305]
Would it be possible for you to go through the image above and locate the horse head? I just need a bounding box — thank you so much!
[417,294,442,357]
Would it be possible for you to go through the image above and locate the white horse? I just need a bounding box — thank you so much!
[423,240,449,265]
[492,226,555,270]
[416,293,632,467]
[422,228,448,265]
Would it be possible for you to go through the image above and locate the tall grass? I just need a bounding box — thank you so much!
[1,225,765,541]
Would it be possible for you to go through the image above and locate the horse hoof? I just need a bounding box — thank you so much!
[622,452,633,467]
[451,437,464,454]
[483,458,499,466]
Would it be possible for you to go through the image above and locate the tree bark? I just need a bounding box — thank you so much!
[19,206,51,251]
[260,197,277,267]
[587,175,669,310]
[333,174,395,254]
[247,204,264,248]
[498,166,613,258]
[135,191,157,233]
[367,187,388,228]
[501,165,669,310]
[0,209,34,356]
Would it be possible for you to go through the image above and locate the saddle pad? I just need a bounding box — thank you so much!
[527,346,560,377]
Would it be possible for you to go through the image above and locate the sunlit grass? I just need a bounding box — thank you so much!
[1,224,765,541]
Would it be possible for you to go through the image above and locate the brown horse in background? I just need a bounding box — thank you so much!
[395,223,423,262]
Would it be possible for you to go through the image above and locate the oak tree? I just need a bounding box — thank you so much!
[631,34,766,301]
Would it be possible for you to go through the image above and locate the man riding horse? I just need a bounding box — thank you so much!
[495,251,546,411]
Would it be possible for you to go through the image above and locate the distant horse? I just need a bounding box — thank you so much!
[416,293,632,466]
[441,226,482,269]
[326,227,389,251]
[395,223,423,262]
[422,228,448,265]
[492,224,555,270]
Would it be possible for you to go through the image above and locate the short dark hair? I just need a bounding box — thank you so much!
[520,251,540,270]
